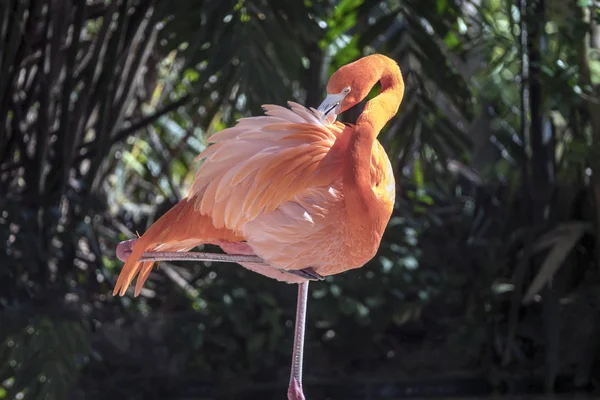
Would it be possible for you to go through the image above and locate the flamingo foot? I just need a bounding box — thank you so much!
[116,238,137,261]
[287,378,306,400]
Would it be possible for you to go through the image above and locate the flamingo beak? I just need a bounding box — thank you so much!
[316,88,350,123]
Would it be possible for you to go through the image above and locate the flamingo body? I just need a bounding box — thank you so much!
[192,102,395,275]
[113,53,405,400]
[114,100,396,295]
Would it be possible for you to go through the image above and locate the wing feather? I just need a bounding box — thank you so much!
[199,179,221,215]
[188,102,346,231]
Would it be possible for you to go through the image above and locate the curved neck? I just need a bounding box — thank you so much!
[355,59,404,136]
[343,57,403,219]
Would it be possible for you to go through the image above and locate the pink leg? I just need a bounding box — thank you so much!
[288,281,309,400]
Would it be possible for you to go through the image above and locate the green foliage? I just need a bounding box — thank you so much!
[0,311,91,400]
[2,0,600,398]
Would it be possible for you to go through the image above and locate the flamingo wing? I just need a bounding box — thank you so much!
[189,102,345,232]
[113,102,345,296]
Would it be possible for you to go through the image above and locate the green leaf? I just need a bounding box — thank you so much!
[444,31,460,49]
[523,223,589,304]
[437,0,448,13]
[414,158,424,189]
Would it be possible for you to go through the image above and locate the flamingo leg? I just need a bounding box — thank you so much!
[139,251,265,264]
[288,281,309,400]
[116,239,264,264]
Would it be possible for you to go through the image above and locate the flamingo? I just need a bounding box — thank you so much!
[113,53,404,400]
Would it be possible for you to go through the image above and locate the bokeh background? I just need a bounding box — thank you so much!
[2,0,600,399]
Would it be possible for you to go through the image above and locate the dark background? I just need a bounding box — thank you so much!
[2,0,600,399]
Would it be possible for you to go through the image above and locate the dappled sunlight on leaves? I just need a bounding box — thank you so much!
[2,0,600,398]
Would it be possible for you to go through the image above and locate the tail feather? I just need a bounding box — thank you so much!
[113,197,243,296]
